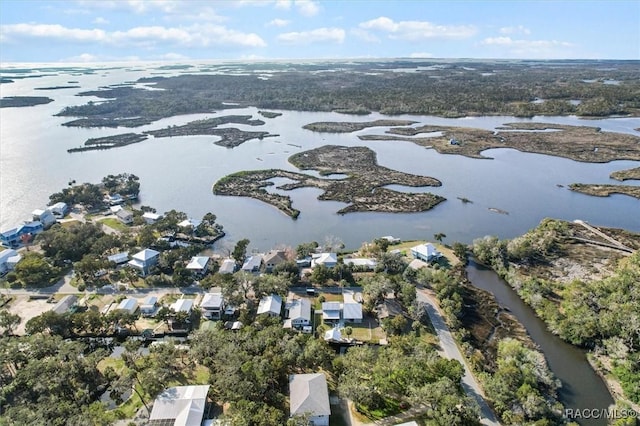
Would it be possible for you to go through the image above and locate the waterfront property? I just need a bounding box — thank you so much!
[31,208,56,229]
[142,212,162,224]
[186,256,210,277]
[219,258,236,274]
[257,294,282,317]
[0,249,21,275]
[127,248,160,277]
[0,221,44,248]
[149,384,210,426]
[115,209,134,225]
[241,255,262,273]
[311,253,337,268]
[178,218,201,230]
[343,258,377,271]
[200,293,224,320]
[410,243,442,263]
[289,373,331,425]
[47,202,68,218]
[263,250,288,272]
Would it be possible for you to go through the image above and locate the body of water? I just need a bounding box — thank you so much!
[1,65,639,253]
[467,260,613,426]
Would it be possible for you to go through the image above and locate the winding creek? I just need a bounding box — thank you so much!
[467,260,613,426]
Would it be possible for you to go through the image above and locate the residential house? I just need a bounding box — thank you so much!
[1,222,44,248]
[116,209,134,225]
[289,373,331,426]
[262,250,287,272]
[110,205,123,214]
[0,249,21,275]
[200,293,224,320]
[171,299,194,314]
[105,194,124,206]
[178,218,201,230]
[128,248,160,277]
[47,202,68,218]
[142,212,162,224]
[52,295,78,315]
[219,258,236,274]
[342,290,363,323]
[410,243,442,263]
[32,209,56,229]
[311,253,337,268]
[186,256,210,276]
[321,302,341,323]
[241,255,262,273]
[257,294,282,317]
[324,327,342,342]
[116,298,139,315]
[343,258,377,271]
[140,296,158,317]
[286,299,312,328]
[149,384,210,426]
[107,252,129,265]
[380,235,401,244]
[0,228,20,248]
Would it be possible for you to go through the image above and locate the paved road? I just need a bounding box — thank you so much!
[417,287,501,426]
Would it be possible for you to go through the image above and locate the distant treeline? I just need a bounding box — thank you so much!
[56,60,640,126]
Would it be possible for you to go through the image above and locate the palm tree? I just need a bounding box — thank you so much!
[434,233,446,244]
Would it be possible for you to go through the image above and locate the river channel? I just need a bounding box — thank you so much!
[467,260,613,426]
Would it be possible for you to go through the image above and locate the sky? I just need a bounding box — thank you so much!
[0,0,638,63]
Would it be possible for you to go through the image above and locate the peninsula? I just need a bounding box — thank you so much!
[213,145,444,218]
[354,122,640,163]
[0,96,54,108]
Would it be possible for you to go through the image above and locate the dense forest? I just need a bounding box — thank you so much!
[56,60,640,126]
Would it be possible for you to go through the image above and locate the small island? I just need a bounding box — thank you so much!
[302,119,417,133]
[0,96,54,108]
[610,166,640,181]
[355,122,640,163]
[35,85,81,90]
[213,145,445,218]
[568,183,640,200]
[67,115,278,153]
[258,110,282,118]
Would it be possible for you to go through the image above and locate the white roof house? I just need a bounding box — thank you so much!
[140,296,158,316]
[116,298,138,315]
[149,385,210,426]
[219,258,235,274]
[321,302,341,321]
[257,294,282,317]
[241,255,262,272]
[0,249,21,274]
[32,208,56,228]
[142,212,162,224]
[311,253,337,268]
[410,243,442,262]
[128,248,160,276]
[107,252,129,264]
[178,218,201,229]
[186,256,210,274]
[324,327,342,342]
[172,299,194,313]
[289,373,331,425]
[287,299,312,325]
[47,202,68,217]
[343,258,377,270]
[200,293,224,310]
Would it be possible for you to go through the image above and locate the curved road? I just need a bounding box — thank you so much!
[417,287,501,426]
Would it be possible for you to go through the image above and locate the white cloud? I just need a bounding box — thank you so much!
[1,23,266,49]
[157,52,190,60]
[499,25,531,35]
[350,28,379,43]
[65,53,99,62]
[409,52,433,58]
[277,27,345,44]
[267,18,290,27]
[92,17,109,25]
[62,52,141,63]
[295,0,319,17]
[360,16,476,40]
[481,36,574,58]
[275,0,291,9]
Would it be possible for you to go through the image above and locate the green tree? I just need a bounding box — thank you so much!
[13,252,58,287]
[232,238,250,264]
[0,309,21,335]
[434,232,446,243]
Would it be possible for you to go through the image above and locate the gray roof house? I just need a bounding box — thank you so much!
[257,294,282,317]
[241,255,262,273]
[289,373,330,425]
[321,302,341,322]
[107,251,129,265]
[186,256,210,276]
[116,208,134,225]
[286,299,312,327]
[219,258,236,274]
[128,248,160,277]
[140,296,158,317]
[52,295,78,315]
[149,384,210,426]
[116,298,138,315]
[200,293,224,320]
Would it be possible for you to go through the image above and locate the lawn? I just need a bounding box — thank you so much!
[349,316,386,343]
[99,217,131,233]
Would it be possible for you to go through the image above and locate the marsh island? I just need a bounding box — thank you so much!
[213,145,444,218]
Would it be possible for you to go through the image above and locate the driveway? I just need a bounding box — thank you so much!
[417,287,501,426]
